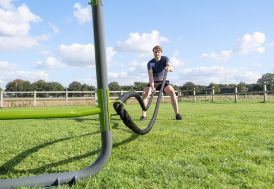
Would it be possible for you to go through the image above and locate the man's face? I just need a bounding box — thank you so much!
[153,50,162,61]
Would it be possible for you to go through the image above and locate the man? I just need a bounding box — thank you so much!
[140,45,182,121]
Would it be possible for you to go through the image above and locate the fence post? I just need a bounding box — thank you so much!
[205,90,207,100]
[0,90,3,108]
[193,88,196,102]
[177,90,181,102]
[65,90,68,105]
[94,91,97,101]
[121,90,123,96]
[33,90,37,107]
[211,86,215,102]
[263,82,267,102]
[234,86,238,103]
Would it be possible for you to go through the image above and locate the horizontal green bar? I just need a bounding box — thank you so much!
[0,107,101,120]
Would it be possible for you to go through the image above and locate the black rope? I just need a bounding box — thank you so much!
[113,70,167,135]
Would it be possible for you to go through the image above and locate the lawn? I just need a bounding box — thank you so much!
[0,101,273,188]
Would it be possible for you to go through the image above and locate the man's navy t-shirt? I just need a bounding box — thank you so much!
[147,56,170,81]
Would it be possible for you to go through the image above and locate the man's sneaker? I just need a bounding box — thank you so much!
[139,116,146,121]
[176,113,182,120]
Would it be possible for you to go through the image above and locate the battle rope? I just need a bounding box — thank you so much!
[113,70,168,135]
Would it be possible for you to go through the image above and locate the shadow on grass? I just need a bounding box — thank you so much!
[72,117,99,122]
[0,121,139,176]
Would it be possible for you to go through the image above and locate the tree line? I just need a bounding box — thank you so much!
[0,73,273,95]
[0,80,96,92]
[108,73,274,95]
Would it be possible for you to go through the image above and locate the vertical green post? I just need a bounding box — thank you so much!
[91,0,111,132]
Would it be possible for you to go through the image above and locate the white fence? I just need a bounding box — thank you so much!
[0,90,177,108]
[0,86,272,108]
[178,85,273,103]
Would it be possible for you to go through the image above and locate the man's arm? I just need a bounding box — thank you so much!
[165,62,173,72]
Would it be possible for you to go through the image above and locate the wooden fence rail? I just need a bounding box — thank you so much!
[0,90,178,108]
[179,84,272,103]
[0,84,272,108]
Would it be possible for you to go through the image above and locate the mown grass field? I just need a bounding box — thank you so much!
[0,101,273,189]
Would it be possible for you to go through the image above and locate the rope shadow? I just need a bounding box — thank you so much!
[0,128,139,176]
[0,132,99,176]
[72,117,99,122]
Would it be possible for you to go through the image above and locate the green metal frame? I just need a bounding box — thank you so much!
[0,1,112,188]
[0,106,101,120]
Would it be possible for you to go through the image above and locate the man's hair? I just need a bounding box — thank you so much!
[152,45,163,52]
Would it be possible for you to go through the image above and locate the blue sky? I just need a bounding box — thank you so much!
[0,0,274,89]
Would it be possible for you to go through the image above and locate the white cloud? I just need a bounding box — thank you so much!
[107,58,148,85]
[0,60,16,71]
[59,43,94,67]
[35,57,64,69]
[73,3,91,24]
[0,0,13,10]
[0,3,41,36]
[106,47,117,63]
[0,1,42,50]
[179,66,260,85]
[170,56,184,68]
[0,36,38,50]
[15,70,48,81]
[109,72,128,80]
[201,32,266,63]
[234,32,266,54]
[48,22,59,34]
[108,71,148,85]
[0,60,48,87]
[59,43,116,67]
[201,50,232,63]
[115,30,168,54]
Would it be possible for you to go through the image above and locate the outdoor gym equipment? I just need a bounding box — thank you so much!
[0,1,112,188]
[113,70,168,135]
[0,1,169,188]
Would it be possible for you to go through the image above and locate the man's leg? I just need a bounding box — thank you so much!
[141,86,152,118]
[164,85,182,120]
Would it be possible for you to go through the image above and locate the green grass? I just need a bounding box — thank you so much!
[0,102,274,188]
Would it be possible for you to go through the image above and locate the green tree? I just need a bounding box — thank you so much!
[5,79,33,97]
[90,85,96,91]
[81,84,90,91]
[108,82,121,91]
[181,82,195,90]
[32,80,48,97]
[68,81,82,91]
[32,80,47,91]
[121,85,134,91]
[219,84,235,94]
[45,82,64,91]
[5,79,33,91]
[68,81,82,97]
[248,84,263,92]
[257,73,274,90]
[180,82,196,95]
[173,85,180,91]
[81,84,96,91]
[133,82,147,91]
[237,82,247,93]
[44,82,64,97]
[208,83,221,93]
